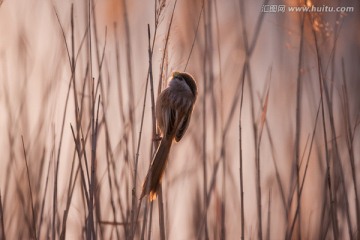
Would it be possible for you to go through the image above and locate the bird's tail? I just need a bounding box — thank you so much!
[140,137,173,201]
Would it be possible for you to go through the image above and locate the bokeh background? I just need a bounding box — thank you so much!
[0,0,359,239]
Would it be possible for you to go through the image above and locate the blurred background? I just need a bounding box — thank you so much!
[0,0,359,239]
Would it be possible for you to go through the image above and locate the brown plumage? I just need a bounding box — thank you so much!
[140,71,198,201]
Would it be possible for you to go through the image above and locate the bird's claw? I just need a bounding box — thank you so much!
[153,134,162,142]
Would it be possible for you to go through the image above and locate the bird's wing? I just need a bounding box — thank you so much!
[175,106,193,142]
[164,107,176,138]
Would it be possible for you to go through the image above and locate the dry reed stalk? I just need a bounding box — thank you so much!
[0,192,5,240]
[266,190,271,240]
[238,0,269,238]
[156,0,178,235]
[312,19,339,239]
[238,49,246,240]
[21,137,37,240]
[341,58,360,237]
[201,2,209,238]
[288,102,321,239]
[291,11,305,240]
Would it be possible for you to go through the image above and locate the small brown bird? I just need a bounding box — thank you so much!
[140,71,198,201]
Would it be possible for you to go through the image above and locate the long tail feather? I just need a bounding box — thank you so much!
[140,137,173,201]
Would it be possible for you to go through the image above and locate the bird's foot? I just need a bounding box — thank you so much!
[153,134,162,142]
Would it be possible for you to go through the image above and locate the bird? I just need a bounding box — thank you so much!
[140,71,198,201]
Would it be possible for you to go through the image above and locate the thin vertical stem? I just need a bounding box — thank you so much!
[342,58,360,236]
[202,1,209,238]
[21,136,37,240]
[293,11,305,240]
[312,24,339,239]
[0,192,5,240]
